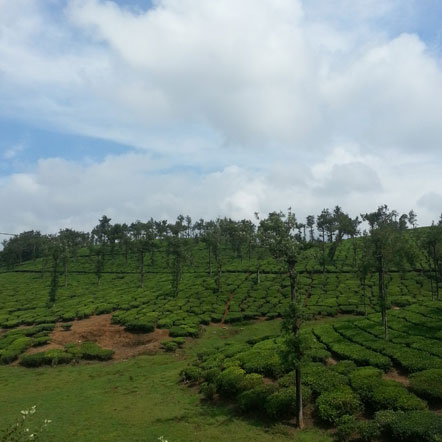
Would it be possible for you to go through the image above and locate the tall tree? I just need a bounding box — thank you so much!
[136,220,156,289]
[166,217,191,296]
[58,228,87,288]
[422,223,442,300]
[258,209,304,428]
[306,215,315,243]
[361,205,415,339]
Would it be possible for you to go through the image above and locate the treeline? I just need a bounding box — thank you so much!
[1,206,442,303]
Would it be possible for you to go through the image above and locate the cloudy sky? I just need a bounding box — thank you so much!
[1,0,442,234]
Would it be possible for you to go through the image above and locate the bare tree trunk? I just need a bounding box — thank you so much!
[140,250,145,289]
[64,259,67,288]
[289,265,297,303]
[296,367,304,429]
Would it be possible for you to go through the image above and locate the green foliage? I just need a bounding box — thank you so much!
[349,367,426,412]
[378,410,442,442]
[264,387,298,420]
[409,369,442,401]
[237,384,277,414]
[215,366,247,398]
[335,415,358,442]
[179,366,202,383]
[316,386,363,425]
[302,362,348,396]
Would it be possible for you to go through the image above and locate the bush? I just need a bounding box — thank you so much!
[350,367,426,411]
[61,323,72,331]
[265,387,297,420]
[77,342,114,361]
[169,326,199,338]
[409,369,442,402]
[235,348,285,378]
[302,362,348,396]
[161,341,178,352]
[389,410,442,442]
[237,384,277,414]
[335,415,358,442]
[316,386,363,425]
[180,366,202,383]
[357,420,381,442]
[371,381,426,411]
[331,361,358,377]
[20,349,74,367]
[124,321,155,333]
[216,367,246,398]
[200,382,216,400]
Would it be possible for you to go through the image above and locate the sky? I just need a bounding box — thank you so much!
[1,0,442,234]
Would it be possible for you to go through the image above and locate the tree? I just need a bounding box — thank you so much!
[58,228,87,288]
[258,209,305,428]
[422,223,442,300]
[306,215,315,242]
[135,220,156,289]
[357,232,372,316]
[92,215,112,245]
[361,205,415,339]
[328,206,357,262]
[48,236,61,304]
[280,302,309,429]
[316,209,333,272]
[166,217,192,296]
[408,210,418,229]
[258,209,300,302]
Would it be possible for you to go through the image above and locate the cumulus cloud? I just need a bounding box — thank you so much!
[1,0,442,232]
[0,147,440,234]
[1,0,441,153]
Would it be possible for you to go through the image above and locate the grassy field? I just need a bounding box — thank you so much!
[0,320,332,442]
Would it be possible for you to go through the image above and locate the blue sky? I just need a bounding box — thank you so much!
[1,0,442,234]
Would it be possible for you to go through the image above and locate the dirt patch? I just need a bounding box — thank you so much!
[23,314,170,361]
[326,356,338,366]
[391,305,401,310]
[383,368,409,387]
[221,292,235,324]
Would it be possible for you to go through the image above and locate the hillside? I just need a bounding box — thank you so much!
[1,227,442,442]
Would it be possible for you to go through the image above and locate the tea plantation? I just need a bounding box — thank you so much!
[1,226,442,442]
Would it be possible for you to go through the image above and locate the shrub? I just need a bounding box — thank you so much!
[169,326,198,338]
[20,349,74,367]
[124,321,155,333]
[331,360,358,377]
[78,342,114,361]
[200,382,216,400]
[409,369,442,402]
[302,362,348,396]
[216,367,246,398]
[371,381,426,411]
[357,420,381,442]
[161,341,179,352]
[235,348,284,378]
[61,323,72,331]
[265,387,297,420]
[316,386,363,425]
[237,384,277,414]
[180,366,202,383]
[389,410,442,442]
[335,415,358,442]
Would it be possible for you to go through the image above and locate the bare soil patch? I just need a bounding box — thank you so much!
[24,314,170,361]
[383,368,409,386]
[326,356,338,366]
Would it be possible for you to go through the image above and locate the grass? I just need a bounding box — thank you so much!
[0,320,332,442]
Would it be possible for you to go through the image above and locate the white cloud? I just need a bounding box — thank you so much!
[0,0,442,232]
